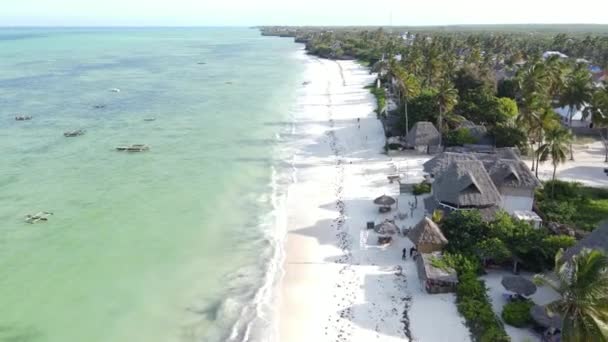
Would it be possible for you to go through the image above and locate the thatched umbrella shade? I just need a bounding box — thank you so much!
[375,221,399,235]
[530,305,562,329]
[501,275,537,296]
[373,195,396,207]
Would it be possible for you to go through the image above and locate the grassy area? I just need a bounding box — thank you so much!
[365,84,387,117]
[536,180,608,231]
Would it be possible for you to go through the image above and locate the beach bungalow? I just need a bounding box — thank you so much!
[430,160,503,211]
[408,217,448,253]
[416,252,458,294]
[485,158,541,213]
[423,151,540,218]
[406,121,441,153]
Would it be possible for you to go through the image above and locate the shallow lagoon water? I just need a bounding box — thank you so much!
[0,28,302,342]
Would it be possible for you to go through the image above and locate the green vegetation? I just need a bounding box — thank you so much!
[445,255,510,342]
[262,25,608,165]
[534,249,608,342]
[502,300,534,327]
[536,180,608,231]
[412,181,431,195]
[445,128,477,146]
[366,85,387,117]
[441,210,563,270]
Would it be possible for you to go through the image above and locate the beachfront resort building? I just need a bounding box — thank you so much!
[423,151,541,221]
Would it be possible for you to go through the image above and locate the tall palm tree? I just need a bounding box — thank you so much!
[436,79,458,146]
[560,69,593,160]
[584,87,608,162]
[516,62,550,171]
[393,67,421,135]
[534,249,608,342]
[537,127,572,198]
[533,107,561,177]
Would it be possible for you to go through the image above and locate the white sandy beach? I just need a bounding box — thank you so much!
[277,52,470,342]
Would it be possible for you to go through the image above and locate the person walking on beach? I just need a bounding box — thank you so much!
[402,248,407,260]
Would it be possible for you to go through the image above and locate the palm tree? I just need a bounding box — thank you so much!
[584,87,608,162]
[560,69,593,160]
[393,67,421,135]
[435,79,458,146]
[516,62,550,171]
[534,249,608,342]
[537,127,572,198]
[533,107,561,177]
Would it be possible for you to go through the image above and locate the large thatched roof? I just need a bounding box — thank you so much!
[424,151,538,191]
[487,159,541,189]
[408,217,448,246]
[433,160,502,208]
[563,222,608,260]
[406,121,441,147]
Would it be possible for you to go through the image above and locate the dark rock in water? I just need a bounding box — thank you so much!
[143,118,156,122]
[197,62,206,65]
[225,81,233,85]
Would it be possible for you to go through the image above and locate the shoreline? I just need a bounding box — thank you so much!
[275,49,470,342]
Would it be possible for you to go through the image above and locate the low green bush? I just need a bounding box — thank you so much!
[451,256,510,342]
[501,300,533,327]
[412,182,431,196]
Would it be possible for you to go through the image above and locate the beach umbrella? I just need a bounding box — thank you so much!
[375,221,399,235]
[373,195,396,206]
[501,275,537,296]
[530,305,562,329]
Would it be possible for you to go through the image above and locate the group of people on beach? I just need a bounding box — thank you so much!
[402,247,418,261]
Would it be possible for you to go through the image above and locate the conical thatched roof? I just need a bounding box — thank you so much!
[408,217,448,246]
[406,121,441,147]
[373,194,396,206]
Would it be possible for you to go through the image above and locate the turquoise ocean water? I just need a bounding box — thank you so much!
[0,28,303,342]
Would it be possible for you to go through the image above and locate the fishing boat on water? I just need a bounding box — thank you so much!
[15,115,32,121]
[25,211,53,224]
[116,144,149,152]
[64,129,85,137]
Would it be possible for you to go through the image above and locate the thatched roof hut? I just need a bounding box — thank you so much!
[408,217,448,253]
[432,160,502,209]
[486,159,541,190]
[406,122,441,151]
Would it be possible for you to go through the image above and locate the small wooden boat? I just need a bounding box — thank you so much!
[93,104,106,109]
[110,88,121,93]
[143,118,156,122]
[64,129,85,137]
[116,144,149,152]
[25,211,53,224]
[15,115,32,121]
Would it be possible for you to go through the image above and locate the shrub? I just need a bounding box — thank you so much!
[490,124,528,154]
[501,300,533,327]
[412,182,431,196]
[451,255,510,342]
[367,85,387,117]
[445,128,477,146]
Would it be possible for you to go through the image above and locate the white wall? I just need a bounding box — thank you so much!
[501,195,534,213]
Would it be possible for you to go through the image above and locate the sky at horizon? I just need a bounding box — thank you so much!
[2,0,608,27]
